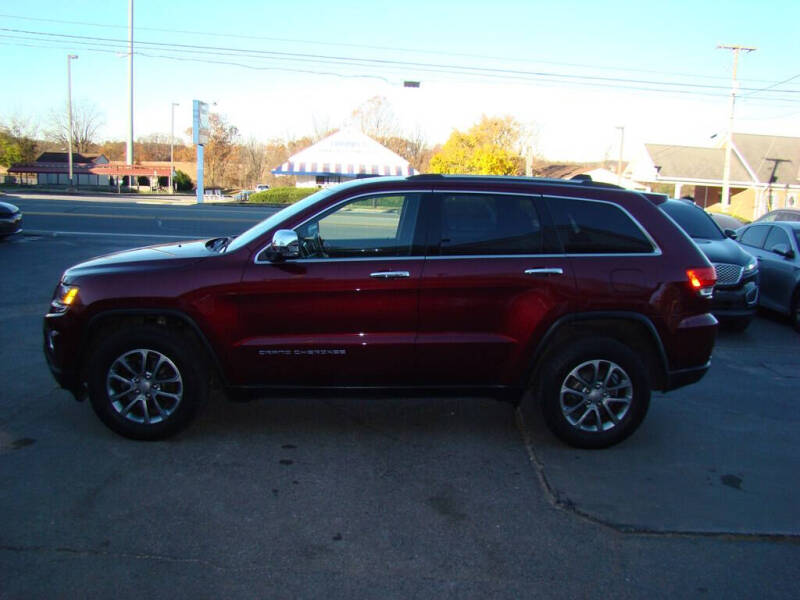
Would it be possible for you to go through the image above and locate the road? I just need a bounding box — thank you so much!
[1,193,799,599]
[8,192,279,240]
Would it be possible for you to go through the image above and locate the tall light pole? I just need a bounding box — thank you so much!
[170,102,179,194]
[66,54,78,189]
[718,44,756,212]
[615,125,625,186]
[127,0,134,165]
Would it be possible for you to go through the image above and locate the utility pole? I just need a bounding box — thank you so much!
[615,126,625,186]
[170,102,179,194]
[764,157,790,213]
[718,44,756,212]
[127,0,134,165]
[66,54,78,189]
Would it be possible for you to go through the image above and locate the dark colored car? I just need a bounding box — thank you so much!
[658,199,759,330]
[736,221,800,331]
[0,201,22,237]
[708,212,744,232]
[44,175,718,448]
[752,208,800,224]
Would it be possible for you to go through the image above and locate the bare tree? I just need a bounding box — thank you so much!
[350,96,398,139]
[46,99,105,153]
[136,133,172,161]
[239,137,268,187]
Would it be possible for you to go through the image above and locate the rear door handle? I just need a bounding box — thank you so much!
[370,271,411,279]
[524,268,564,276]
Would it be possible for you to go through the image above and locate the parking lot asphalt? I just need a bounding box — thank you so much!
[1,231,799,599]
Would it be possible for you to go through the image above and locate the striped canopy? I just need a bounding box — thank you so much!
[272,129,416,177]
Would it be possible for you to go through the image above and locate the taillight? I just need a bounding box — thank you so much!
[686,267,716,298]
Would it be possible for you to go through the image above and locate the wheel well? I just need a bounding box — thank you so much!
[80,312,222,387]
[529,317,667,392]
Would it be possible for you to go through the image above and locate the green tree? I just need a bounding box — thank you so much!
[173,169,193,191]
[0,123,38,167]
[429,115,526,175]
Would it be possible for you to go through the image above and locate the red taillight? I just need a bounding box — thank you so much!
[686,267,716,297]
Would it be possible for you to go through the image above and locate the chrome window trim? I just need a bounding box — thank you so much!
[253,189,429,265]
[253,187,662,264]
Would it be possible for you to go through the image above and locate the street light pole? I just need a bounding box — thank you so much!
[127,0,134,165]
[170,102,179,194]
[615,125,625,186]
[66,54,78,189]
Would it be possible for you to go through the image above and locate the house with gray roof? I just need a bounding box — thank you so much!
[632,133,800,219]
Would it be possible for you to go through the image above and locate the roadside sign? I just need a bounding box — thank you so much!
[193,100,209,145]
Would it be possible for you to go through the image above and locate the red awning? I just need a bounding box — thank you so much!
[9,162,171,177]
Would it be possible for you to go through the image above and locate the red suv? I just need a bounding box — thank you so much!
[44,175,718,447]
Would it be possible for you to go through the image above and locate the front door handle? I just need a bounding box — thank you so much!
[370,271,411,279]
[524,268,564,276]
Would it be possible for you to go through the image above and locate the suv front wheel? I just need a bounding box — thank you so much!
[86,325,208,440]
[537,338,650,449]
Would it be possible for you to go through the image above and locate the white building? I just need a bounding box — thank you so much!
[272,129,416,187]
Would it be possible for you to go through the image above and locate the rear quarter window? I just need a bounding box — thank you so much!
[544,197,654,254]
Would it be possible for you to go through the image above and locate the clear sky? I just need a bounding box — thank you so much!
[1,0,799,162]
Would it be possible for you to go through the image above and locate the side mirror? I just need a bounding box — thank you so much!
[771,243,795,259]
[724,229,738,240]
[269,229,300,261]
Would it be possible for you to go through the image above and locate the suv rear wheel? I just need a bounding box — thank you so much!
[86,325,208,440]
[537,338,650,448]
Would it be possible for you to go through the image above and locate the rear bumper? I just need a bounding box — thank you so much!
[664,360,711,391]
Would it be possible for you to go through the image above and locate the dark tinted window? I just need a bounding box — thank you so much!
[739,225,769,249]
[545,197,654,254]
[764,226,790,252]
[659,201,723,240]
[437,194,547,255]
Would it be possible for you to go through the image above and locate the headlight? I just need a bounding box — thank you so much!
[744,258,758,273]
[51,284,80,312]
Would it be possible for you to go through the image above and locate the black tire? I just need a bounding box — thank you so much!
[791,290,800,333]
[86,325,208,440]
[537,338,650,449]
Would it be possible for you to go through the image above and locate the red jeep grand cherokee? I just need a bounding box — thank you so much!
[44,175,718,447]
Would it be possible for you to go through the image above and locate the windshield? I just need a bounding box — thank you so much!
[660,202,724,240]
[226,187,339,252]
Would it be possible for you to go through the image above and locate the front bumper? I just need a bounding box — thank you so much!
[711,280,759,319]
[43,313,84,401]
[0,212,22,236]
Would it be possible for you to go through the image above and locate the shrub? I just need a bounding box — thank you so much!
[248,187,317,205]
[173,170,193,192]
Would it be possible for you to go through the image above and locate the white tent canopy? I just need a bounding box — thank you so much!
[272,129,416,179]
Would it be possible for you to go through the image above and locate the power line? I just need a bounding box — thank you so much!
[4,26,800,99]
[0,11,778,85]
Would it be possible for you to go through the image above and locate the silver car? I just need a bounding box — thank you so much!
[736,221,800,331]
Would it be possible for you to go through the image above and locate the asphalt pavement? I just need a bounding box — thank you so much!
[0,195,799,599]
